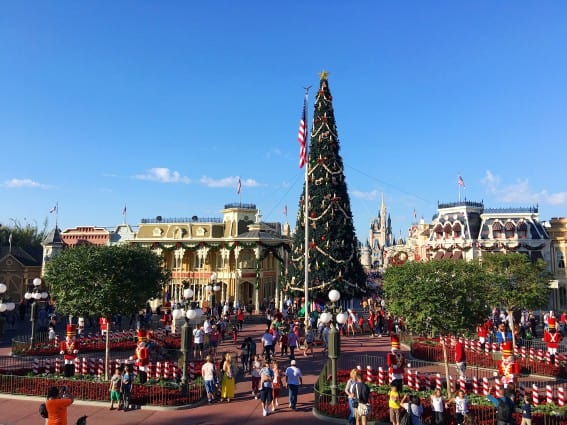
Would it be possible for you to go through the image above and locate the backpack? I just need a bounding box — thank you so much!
[497,397,513,422]
[39,402,48,419]
[400,411,411,425]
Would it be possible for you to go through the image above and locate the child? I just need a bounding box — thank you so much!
[251,354,261,399]
[521,394,532,425]
[388,383,401,425]
[109,368,122,410]
[232,324,238,343]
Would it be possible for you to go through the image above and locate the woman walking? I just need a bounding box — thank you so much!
[270,360,284,411]
[220,353,235,402]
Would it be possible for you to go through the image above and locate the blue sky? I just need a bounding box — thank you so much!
[1,2,566,243]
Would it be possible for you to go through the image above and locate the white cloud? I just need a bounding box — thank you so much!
[134,168,190,184]
[266,148,282,159]
[481,170,567,206]
[200,175,260,188]
[2,178,49,189]
[352,189,378,201]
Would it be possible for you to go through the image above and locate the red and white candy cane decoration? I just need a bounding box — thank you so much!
[484,342,490,354]
[521,346,527,359]
[519,383,525,399]
[537,349,544,362]
[546,385,553,405]
[436,373,442,390]
[378,367,385,385]
[545,352,552,364]
[32,358,39,375]
[81,357,88,375]
[459,376,466,392]
[97,358,104,378]
[407,368,414,390]
[44,358,51,374]
[492,342,499,352]
[483,377,489,396]
[55,357,61,375]
[88,357,95,375]
[366,366,374,383]
[425,374,431,390]
[495,378,502,398]
[558,387,565,407]
[414,371,420,391]
[529,347,535,360]
[147,362,155,379]
[473,377,479,394]
[75,357,81,374]
[165,362,172,380]
[532,384,539,406]
[156,361,162,379]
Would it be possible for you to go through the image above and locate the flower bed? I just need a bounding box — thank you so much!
[315,370,567,424]
[411,339,567,379]
[0,374,204,406]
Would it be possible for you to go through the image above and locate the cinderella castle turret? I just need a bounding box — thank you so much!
[367,193,393,269]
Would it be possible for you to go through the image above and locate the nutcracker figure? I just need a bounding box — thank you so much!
[498,341,519,386]
[60,324,79,377]
[130,329,149,383]
[386,334,405,392]
[543,317,563,364]
[99,316,109,336]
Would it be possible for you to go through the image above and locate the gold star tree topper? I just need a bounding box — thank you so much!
[319,69,329,80]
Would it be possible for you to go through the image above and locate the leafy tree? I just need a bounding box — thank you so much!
[0,218,48,247]
[481,253,552,346]
[43,244,168,319]
[383,260,489,337]
[290,71,366,301]
[383,260,490,396]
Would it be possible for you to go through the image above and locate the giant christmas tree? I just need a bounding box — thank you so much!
[290,71,366,301]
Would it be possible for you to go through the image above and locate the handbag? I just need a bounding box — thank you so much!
[354,383,370,416]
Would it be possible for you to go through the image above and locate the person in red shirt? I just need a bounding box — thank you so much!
[476,323,489,351]
[237,309,245,331]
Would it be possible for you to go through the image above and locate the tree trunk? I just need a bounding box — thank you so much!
[442,336,452,398]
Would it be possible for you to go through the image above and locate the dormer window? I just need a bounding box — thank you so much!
[492,222,503,239]
[443,223,452,239]
[453,223,462,239]
[504,222,515,239]
[434,224,443,240]
[517,222,528,239]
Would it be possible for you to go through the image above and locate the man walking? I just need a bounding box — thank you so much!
[284,359,302,410]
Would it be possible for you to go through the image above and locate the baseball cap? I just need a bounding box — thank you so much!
[291,360,296,365]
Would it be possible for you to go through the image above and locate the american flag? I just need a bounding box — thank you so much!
[49,204,57,213]
[457,175,465,187]
[122,205,127,216]
[283,205,287,216]
[237,178,242,194]
[297,95,307,168]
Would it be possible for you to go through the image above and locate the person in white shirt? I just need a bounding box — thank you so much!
[284,359,302,410]
[261,329,274,362]
[201,355,217,403]
[193,326,204,359]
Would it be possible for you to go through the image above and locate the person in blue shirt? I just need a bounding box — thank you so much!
[486,390,515,425]
[520,394,532,425]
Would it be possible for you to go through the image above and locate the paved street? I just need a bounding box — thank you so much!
[0,315,392,425]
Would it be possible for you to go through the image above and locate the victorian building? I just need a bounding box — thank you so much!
[547,217,567,311]
[385,201,550,267]
[131,203,291,312]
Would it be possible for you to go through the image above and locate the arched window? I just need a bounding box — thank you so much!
[492,222,503,239]
[453,222,462,239]
[444,223,452,239]
[504,222,515,239]
[517,222,528,239]
[434,224,443,240]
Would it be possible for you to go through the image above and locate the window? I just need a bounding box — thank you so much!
[558,251,565,269]
[444,223,452,239]
[517,222,528,239]
[504,222,515,239]
[453,223,462,239]
[434,224,443,240]
[492,222,503,239]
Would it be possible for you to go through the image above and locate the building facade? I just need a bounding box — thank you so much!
[547,217,567,311]
[131,203,292,311]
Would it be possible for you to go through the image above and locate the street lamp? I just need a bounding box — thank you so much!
[174,288,203,394]
[24,277,48,347]
[0,283,16,316]
[320,289,348,405]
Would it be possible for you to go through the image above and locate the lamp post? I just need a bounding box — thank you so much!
[174,288,203,395]
[24,277,48,347]
[210,272,220,315]
[320,289,348,405]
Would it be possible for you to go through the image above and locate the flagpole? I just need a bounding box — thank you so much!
[303,86,311,328]
[55,201,59,228]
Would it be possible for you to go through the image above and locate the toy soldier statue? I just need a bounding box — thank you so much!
[386,334,405,392]
[60,324,79,377]
[130,329,149,384]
